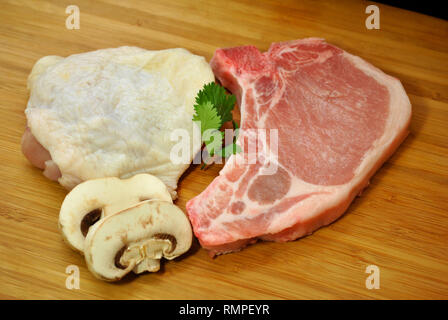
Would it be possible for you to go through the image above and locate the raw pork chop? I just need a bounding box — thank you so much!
[22,47,214,196]
[186,38,411,255]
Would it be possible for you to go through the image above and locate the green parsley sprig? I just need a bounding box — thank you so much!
[192,82,241,168]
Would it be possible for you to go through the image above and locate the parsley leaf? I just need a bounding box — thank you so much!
[192,100,222,136]
[195,83,236,124]
[192,82,240,168]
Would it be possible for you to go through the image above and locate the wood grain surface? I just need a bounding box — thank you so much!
[0,0,447,300]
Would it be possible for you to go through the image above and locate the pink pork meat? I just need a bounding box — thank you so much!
[186,38,411,256]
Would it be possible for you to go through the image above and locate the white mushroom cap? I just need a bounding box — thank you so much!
[84,200,192,281]
[59,174,172,253]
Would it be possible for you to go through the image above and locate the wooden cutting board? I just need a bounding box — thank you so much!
[0,0,447,300]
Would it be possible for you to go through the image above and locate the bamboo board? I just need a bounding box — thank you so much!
[0,0,447,299]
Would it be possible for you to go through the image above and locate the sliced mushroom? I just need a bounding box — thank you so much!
[84,200,192,281]
[58,174,172,253]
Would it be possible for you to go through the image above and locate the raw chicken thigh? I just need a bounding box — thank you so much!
[22,46,214,196]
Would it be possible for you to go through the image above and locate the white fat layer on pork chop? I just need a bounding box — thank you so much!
[25,46,214,196]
